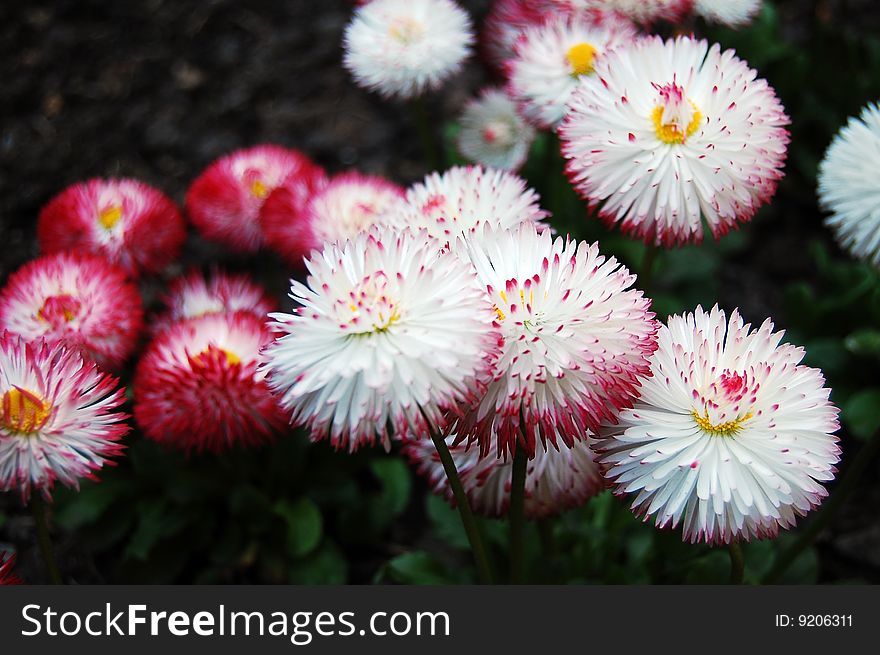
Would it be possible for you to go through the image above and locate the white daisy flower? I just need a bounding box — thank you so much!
[406,433,603,519]
[596,305,841,545]
[343,0,474,99]
[818,102,880,267]
[550,0,690,25]
[507,14,636,129]
[0,334,128,500]
[456,224,658,458]
[560,36,790,246]
[380,165,549,248]
[457,88,536,171]
[261,227,497,452]
[694,0,762,27]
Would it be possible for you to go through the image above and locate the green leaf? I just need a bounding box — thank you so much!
[370,458,412,517]
[288,541,348,584]
[425,494,469,550]
[124,502,188,561]
[842,389,880,441]
[275,497,323,558]
[378,551,455,585]
[844,329,880,358]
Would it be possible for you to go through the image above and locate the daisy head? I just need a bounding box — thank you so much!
[693,0,762,26]
[556,0,690,24]
[0,552,21,585]
[457,87,537,171]
[596,305,841,545]
[456,224,658,458]
[380,165,549,249]
[343,0,474,99]
[37,178,186,277]
[263,172,404,266]
[407,433,603,519]
[261,227,498,452]
[0,333,129,500]
[185,145,326,253]
[561,36,790,246]
[507,13,637,129]
[818,102,880,267]
[134,312,286,454]
[0,252,144,370]
[153,269,276,334]
[481,0,554,71]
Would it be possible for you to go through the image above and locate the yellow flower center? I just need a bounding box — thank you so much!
[1,387,51,435]
[691,409,754,437]
[250,179,269,199]
[652,104,702,144]
[341,272,402,335]
[98,205,123,230]
[388,17,424,44]
[493,285,536,323]
[38,294,81,325]
[566,42,597,77]
[193,346,241,367]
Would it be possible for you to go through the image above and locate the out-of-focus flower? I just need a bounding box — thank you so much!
[263,172,404,265]
[134,312,285,454]
[693,0,762,26]
[457,87,536,171]
[596,305,841,545]
[153,269,276,334]
[0,553,22,585]
[0,334,128,500]
[380,165,548,248]
[0,252,143,370]
[343,0,474,99]
[406,433,603,519]
[550,0,690,24]
[818,103,880,267]
[456,224,657,458]
[185,145,326,253]
[37,178,186,277]
[261,227,497,452]
[481,0,554,72]
[561,36,789,246]
[507,14,636,129]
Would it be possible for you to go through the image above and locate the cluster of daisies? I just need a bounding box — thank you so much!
[345,0,785,247]
[0,0,862,583]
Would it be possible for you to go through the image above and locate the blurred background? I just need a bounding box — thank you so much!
[1,0,880,584]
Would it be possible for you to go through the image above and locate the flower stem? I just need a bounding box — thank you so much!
[410,96,442,171]
[763,430,880,584]
[728,541,744,585]
[30,495,62,585]
[640,243,659,293]
[429,431,494,584]
[509,445,528,584]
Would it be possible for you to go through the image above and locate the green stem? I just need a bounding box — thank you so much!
[728,542,744,585]
[430,431,494,584]
[640,243,659,293]
[763,431,880,584]
[509,446,528,584]
[31,495,62,585]
[410,97,442,171]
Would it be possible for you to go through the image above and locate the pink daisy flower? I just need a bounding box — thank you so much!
[406,434,603,519]
[0,333,129,500]
[185,145,326,253]
[153,269,276,334]
[560,36,790,246]
[37,178,186,277]
[0,552,22,585]
[134,312,286,454]
[0,252,144,370]
[262,171,403,265]
[481,0,555,72]
[456,224,658,458]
